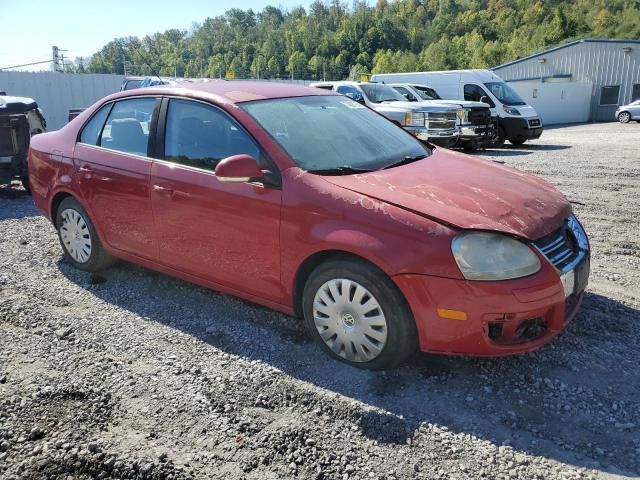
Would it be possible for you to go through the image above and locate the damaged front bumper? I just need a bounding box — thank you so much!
[393,255,588,356]
[405,126,460,148]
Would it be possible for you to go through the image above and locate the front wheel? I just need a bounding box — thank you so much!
[509,139,526,146]
[490,126,506,148]
[56,196,115,272]
[302,258,417,370]
[617,112,631,123]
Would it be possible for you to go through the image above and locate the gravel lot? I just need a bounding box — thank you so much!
[1,121,639,480]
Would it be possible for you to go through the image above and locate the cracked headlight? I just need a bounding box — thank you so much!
[451,232,541,281]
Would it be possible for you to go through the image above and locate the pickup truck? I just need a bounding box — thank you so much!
[0,93,46,190]
[387,83,494,150]
[310,81,460,147]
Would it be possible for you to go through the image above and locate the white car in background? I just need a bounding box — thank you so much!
[616,100,640,123]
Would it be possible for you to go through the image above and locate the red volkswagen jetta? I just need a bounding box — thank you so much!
[28,82,589,369]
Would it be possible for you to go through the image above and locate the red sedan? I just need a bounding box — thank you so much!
[28,81,589,369]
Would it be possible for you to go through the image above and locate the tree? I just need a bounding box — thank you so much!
[84,0,639,80]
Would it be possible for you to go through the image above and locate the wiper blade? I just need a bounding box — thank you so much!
[307,165,375,175]
[383,155,426,169]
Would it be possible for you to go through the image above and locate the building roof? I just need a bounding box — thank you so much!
[492,38,640,71]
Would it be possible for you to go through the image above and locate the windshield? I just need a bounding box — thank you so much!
[241,95,430,173]
[360,83,407,103]
[484,82,526,106]
[413,85,441,100]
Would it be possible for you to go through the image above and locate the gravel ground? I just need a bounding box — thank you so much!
[1,121,639,480]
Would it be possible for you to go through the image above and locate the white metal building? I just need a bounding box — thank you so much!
[491,39,640,125]
[0,71,124,130]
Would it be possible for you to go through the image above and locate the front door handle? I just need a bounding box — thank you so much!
[153,184,173,195]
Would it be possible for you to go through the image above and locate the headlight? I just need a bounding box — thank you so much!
[451,232,541,280]
[502,105,521,115]
[405,112,425,126]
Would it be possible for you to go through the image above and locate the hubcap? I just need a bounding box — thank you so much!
[619,113,630,123]
[313,278,388,363]
[59,208,92,263]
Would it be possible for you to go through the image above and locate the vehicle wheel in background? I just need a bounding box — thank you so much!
[490,126,506,148]
[20,176,31,193]
[302,258,417,370]
[55,196,115,272]
[617,112,631,123]
[509,139,526,146]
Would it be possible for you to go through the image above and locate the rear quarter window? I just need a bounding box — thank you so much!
[79,105,111,146]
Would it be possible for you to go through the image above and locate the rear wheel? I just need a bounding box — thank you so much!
[617,112,631,123]
[510,138,526,146]
[302,258,417,370]
[56,197,115,272]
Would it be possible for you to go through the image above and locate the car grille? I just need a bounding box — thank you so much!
[533,221,580,271]
[427,111,458,130]
[468,107,491,126]
[528,118,541,128]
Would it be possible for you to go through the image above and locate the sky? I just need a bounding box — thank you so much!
[0,0,313,71]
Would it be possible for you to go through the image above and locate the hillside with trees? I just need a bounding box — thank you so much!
[80,0,640,79]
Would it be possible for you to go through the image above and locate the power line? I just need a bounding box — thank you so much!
[0,60,52,71]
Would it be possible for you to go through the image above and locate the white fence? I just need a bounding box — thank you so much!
[0,71,124,131]
[0,72,318,131]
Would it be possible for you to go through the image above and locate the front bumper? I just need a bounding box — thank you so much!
[406,126,460,147]
[394,262,586,356]
[501,117,543,142]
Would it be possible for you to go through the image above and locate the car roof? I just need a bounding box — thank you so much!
[114,80,333,104]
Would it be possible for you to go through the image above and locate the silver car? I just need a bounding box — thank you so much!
[616,100,640,123]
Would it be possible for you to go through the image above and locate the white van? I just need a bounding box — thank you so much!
[370,70,543,146]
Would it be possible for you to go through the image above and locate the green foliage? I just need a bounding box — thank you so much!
[84,1,640,78]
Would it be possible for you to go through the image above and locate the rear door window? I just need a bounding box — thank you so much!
[163,99,260,171]
[99,97,156,156]
[100,98,156,156]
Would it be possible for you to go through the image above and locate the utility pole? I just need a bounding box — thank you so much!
[52,46,59,72]
[123,55,127,76]
[323,62,326,81]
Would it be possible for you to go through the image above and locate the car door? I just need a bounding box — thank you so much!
[74,96,159,259]
[150,97,282,301]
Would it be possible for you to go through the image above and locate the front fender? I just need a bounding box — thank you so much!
[279,168,462,306]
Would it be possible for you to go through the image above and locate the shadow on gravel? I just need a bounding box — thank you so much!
[477,144,571,158]
[59,261,640,477]
[0,186,38,220]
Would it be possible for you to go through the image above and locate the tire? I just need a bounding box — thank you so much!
[302,258,417,370]
[55,196,115,272]
[617,112,631,124]
[509,139,526,146]
[490,126,506,148]
[20,176,31,193]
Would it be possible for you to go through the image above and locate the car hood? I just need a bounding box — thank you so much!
[376,100,459,112]
[322,148,570,241]
[418,99,489,109]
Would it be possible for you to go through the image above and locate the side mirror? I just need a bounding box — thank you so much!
[215,154,264,183]
[480,95,490,105]
[402,93,417,102]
